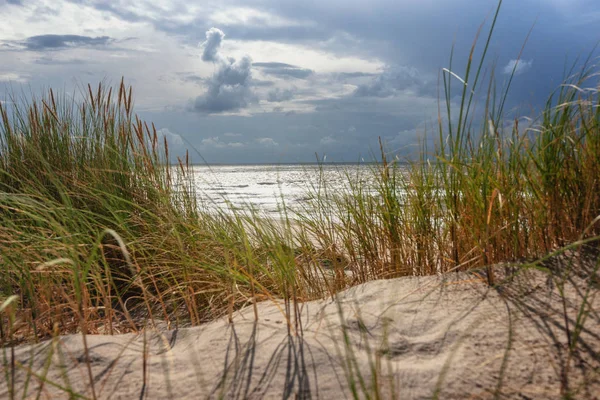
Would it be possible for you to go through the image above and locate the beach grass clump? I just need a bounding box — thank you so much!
[0,81,190,339]
[0,82,311,343]
[295,7,600,284]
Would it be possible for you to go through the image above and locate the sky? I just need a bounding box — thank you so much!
[1,0,599,163]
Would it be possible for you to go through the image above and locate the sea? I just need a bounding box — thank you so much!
[179,164,382,217]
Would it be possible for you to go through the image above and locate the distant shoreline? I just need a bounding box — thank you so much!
[171,161,412,167]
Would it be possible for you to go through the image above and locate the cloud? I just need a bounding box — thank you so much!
[254,62,313,80]
[256,137,278,146]
[201,136,246,148]
[354,65,426,97]
[201,137,221,147]
[320,135,337,145]
[33,56,86,65]
[178,73,204,85]
[194,28,254,113]
[201,27,225,62]
[337,72,376,79]
[267,87,295,102]
[251,79,275,87]
[0,72,28,83]
[157,128,184,146]
[153,128,189,161]
[223,132,242,137]
[209,7,311,29]
[503,59,533,75]
[23,34,112,51]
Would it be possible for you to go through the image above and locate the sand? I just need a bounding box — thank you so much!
[2,253,599,399]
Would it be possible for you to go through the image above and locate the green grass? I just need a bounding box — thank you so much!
[0,0,599,396]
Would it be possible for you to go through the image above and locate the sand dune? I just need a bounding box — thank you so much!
[2,256,599,399]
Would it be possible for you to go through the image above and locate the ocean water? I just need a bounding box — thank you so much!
[180,164,380,216]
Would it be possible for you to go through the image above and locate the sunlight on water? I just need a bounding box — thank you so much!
[174,164,387,215]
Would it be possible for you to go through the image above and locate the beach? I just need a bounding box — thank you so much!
[3,251,599,399]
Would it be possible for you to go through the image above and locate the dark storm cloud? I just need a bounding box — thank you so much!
[264,0,599,105]
[254,62,313,80]
[194,28,255,113]
[23,34,112,50]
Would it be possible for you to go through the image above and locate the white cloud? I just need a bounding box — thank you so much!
[0,72,28,83]
[256,137,278,146]
[157,128,184,146]
[503,59,533,75]
[201,136,247,148]
[320,135,337,145]
[201,137,220,146]
[201,27,225,62]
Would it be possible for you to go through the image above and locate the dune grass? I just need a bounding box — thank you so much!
[0,16,599,345]
[0,1,599,396]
